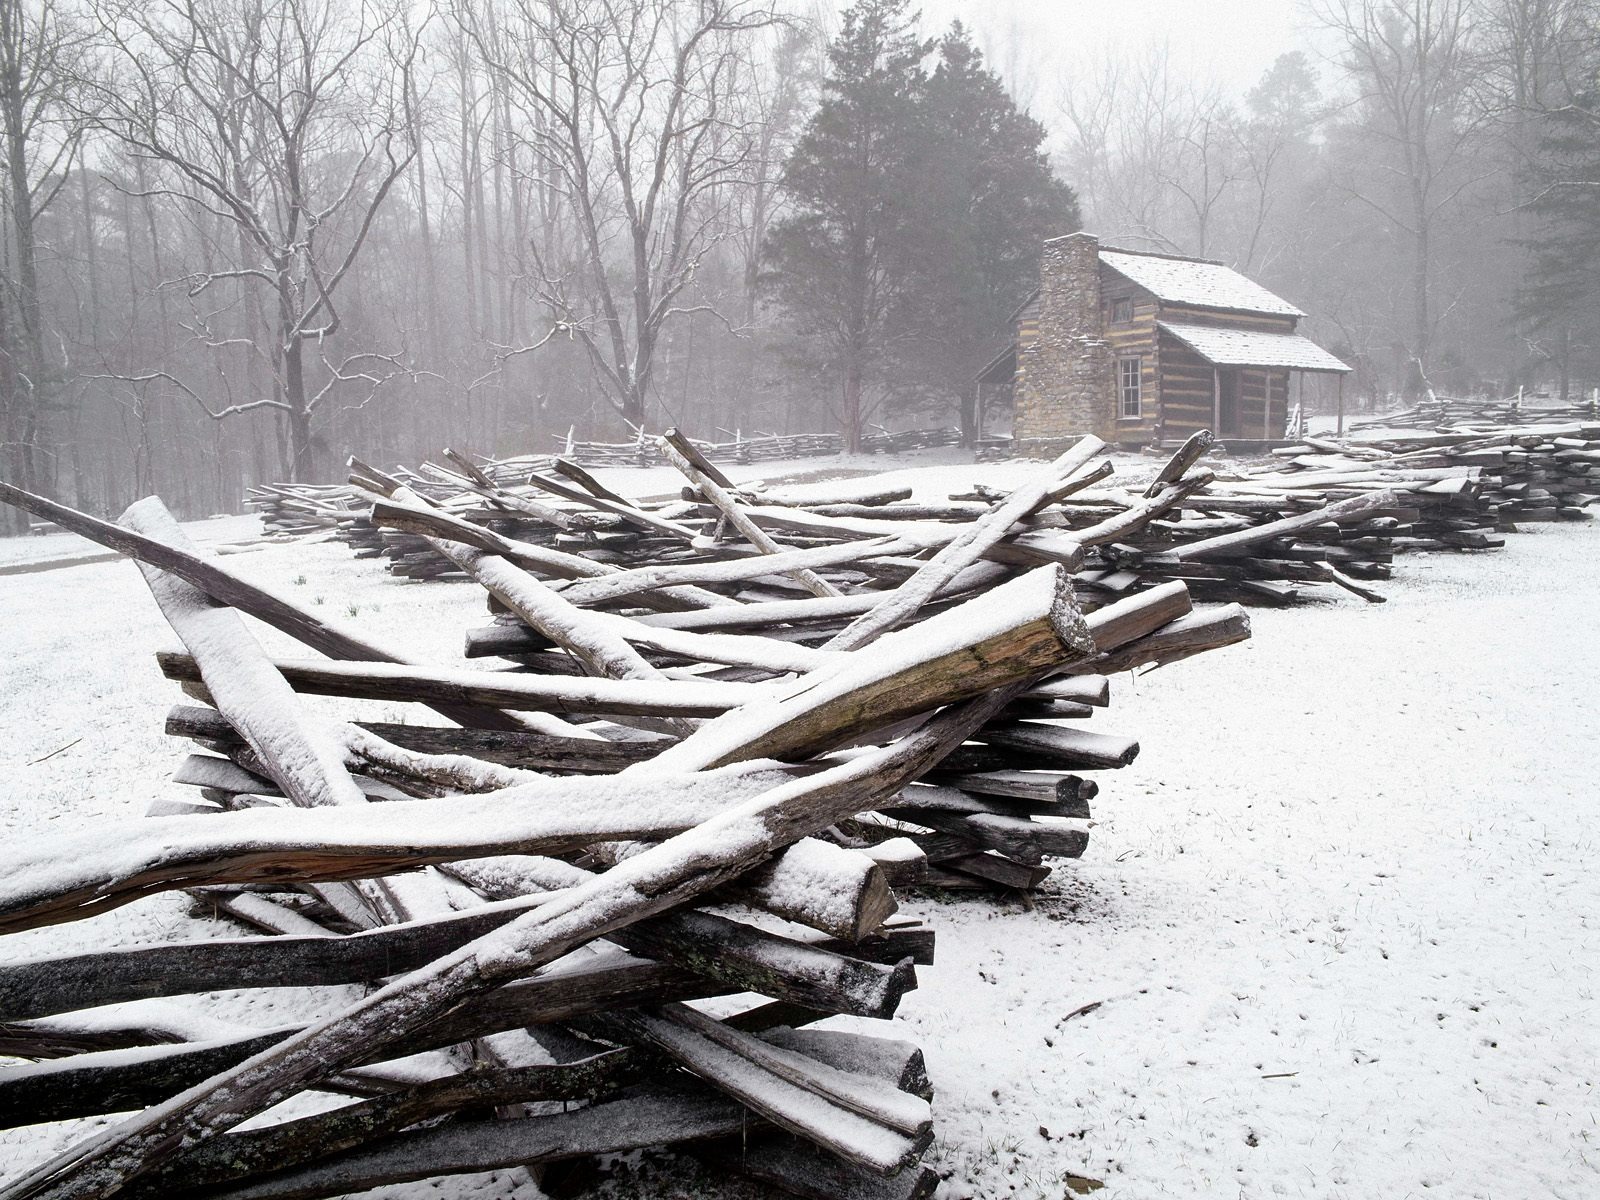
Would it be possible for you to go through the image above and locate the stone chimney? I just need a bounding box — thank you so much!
[1014,232,1115,454]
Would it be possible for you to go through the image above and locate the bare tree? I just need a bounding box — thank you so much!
[88,0,426,481]
[462,0,781,430]
[1056,43,1236,255]
[1313,0,1490,376]
[0,0,89,524]
[1159,100,1243,259]
[1233,51,1322,274]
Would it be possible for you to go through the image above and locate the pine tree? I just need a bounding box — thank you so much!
[1517,97,1600,400]
[767,8,1078,448]
[765,0,929,452]
[900,22,1080,441]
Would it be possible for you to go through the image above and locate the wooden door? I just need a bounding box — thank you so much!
[1217,368,1242,437]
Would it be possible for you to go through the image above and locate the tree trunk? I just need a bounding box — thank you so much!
[3,47,49,495]
[1411,183,1430,382]
[1558,325,1571,402]
[843,353,864,454]
[0,291,26,534]
[284,338,315,483]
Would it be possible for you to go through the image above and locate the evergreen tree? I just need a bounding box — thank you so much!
[765,0,929,452]
[767,7,1078,448]
[900,22,1080,441]
[1517,97,1600,400]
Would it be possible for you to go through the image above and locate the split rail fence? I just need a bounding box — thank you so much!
[0,441,1246,1200]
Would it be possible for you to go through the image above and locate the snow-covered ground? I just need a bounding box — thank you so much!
[1,455,1596,1199]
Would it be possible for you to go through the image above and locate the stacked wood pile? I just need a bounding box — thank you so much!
[559,426,961,468]
[670,430,1409,606]
[275,429,1407,606]
[245,427,963,542]
[246,481,374,538]
[0,469,1248,1200]
[1350,396,1600,431]
[1249,423,1600,544]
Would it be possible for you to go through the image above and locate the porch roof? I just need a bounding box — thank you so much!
[1157,321,1351,374]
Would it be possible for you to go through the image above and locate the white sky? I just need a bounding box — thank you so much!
[911,0,1331,112]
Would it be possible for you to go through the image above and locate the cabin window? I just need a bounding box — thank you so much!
[1118,357,1143,419]
[1111,296,1134,325]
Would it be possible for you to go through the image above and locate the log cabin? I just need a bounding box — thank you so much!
[974,232,1350,454]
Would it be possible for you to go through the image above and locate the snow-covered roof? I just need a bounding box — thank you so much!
[1158,321,1351,373]
[1102,251,1305,317]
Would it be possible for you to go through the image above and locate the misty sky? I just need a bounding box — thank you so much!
[913,0,1330,110]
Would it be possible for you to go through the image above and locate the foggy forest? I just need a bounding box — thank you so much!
[1,0,1598,523]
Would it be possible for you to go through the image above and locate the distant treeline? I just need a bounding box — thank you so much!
[0,0,1596,522]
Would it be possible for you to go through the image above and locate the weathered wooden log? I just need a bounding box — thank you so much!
[139,1030,928,1200]
[551,456,639,507]
[1065,471,1215,546]
[0,674,1056,1199]
[0,482,529,733]
[1145,430,1216,496]
[0,954,721,1128]
[162,1084,753,1200]
[614,908,916,1017]
[927,853,1053,890]
[1168,489,1404,560]
[883,809,1088,863]
[122,501,426,929]
[1021,676,1111,705]
[165,705,660,774]
[753,480,915,508]
[0,938,925,1135]
[823,437,1104,650]
[424,460,595,531]
[648,564,1096,770]
[0,897,513,1020]
[156,651,757,718]
[888,780,1090,821]
[551,535,915,607]
[663,428,740,489]
[608,1003,930,1175]
[0,897,915,1028]
[971,724,1139,770]
[188,890,336,939]
[526,469,702,540]
[482,605,840,676]
[1078,580,1194,654]
[1030,458,1117,511]
[366,494,728,612]
[660,432,842,599]
[118,1051,641,1199]
[1071,604,1252,675]
[464,571,1006,656]
[923,770,1097,810]
[0,761,794,933]
[450,836,902,946]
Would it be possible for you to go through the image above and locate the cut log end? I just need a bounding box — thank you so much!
[1047,564,1098,660]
